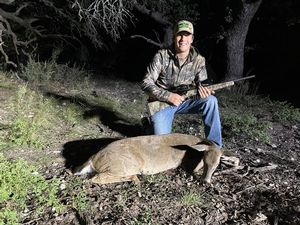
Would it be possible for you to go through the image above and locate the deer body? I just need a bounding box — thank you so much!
[74,133,222,184]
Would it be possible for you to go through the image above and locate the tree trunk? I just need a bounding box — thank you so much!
[224,0,262,81]
[162,25,173,48]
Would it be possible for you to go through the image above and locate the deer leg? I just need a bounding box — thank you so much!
[202,149,222,183]
[193,160,204,173]
[91,173,140,185]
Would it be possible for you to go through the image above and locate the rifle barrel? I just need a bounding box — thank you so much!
[232,75,255,82]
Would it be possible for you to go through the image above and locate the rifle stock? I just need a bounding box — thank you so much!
[183,80,235,98]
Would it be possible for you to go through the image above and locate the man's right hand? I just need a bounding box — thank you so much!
[168,93,185,106]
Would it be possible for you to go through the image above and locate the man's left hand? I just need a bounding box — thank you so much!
[198,86,214,98]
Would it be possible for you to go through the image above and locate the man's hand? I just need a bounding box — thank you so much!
[168,93,185,106]
[198,86,214,98]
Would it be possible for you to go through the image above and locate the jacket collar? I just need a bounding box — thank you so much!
[167,46,199,63]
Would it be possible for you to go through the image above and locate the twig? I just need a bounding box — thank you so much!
[252,163,278,173]
[216,163,278,177]
[22,217,42,225]
[235,183,265,195]
[241,165,251,177]
[215,165,245,175]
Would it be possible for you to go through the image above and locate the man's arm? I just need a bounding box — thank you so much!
[141,52,171,102]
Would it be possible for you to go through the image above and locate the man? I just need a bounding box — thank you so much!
[141,20,222,148]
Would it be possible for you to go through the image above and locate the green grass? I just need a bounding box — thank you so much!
[131,209,153,225]
[143,173,169,184]
[216,87,299,143]
[4,85,85,148]
[180,189,203,206]
[67,177,90,213]
[0,154,65,224]
[271,100,300,125]
[0,155,91,224]
[7,86,53,148]
[222,112,272,143]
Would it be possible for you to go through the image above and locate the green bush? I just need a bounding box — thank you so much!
[20,55,94,91]
[0,154,65,224]
[20,56,55,82]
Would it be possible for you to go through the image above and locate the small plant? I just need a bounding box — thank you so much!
[20,56,56,82]
[131,209,153,225]
[113,190,129,211]
[143,173,169,184]
[67,177,90,213]
[180,189,203,206]
[72,191,89,213]
[0,154,65,224]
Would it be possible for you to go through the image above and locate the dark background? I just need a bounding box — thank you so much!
[89,13,300,107]
[1,0,299,107]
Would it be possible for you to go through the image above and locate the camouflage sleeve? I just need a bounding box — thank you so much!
[141,51,170,102]
[194,56,208,87]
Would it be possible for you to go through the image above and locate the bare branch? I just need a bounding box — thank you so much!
[0,25,17,67]
[72,0,133,47]
[0,7,43,36]
[0,0,15,5]
[0,2,44,67]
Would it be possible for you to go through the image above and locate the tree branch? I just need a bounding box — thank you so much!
[0,27,17,67]
[130,34,163,48]
[0,0,15,5]
[71,0,133,47]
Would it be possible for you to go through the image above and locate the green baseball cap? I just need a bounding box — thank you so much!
[175,20,194,34]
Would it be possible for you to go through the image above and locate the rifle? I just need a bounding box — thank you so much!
[146,75,255,116]
[169,75,255,98]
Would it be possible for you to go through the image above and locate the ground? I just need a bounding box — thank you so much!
[0,75,299,225]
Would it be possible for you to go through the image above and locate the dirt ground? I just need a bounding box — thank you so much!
[1,76,299,225]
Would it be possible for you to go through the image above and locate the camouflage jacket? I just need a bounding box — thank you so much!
[141,46,208,102]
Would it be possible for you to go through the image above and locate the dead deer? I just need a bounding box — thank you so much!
[74,133,223,184]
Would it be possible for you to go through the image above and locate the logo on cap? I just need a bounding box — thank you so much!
[175,20,194,34]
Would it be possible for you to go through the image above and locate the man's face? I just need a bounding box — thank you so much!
[174,31,193,54]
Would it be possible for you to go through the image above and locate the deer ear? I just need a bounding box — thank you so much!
[190,144,210,152]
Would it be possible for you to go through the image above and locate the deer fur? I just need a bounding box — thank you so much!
[74,133,222,184]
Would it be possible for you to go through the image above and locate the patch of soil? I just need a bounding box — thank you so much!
[0,76,299,225]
